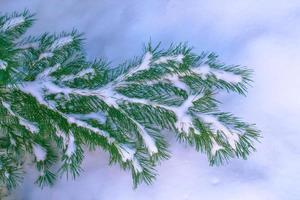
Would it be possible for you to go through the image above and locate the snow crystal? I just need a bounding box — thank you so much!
[4,171,10,178]
[125,52,152,78]
[143,71,189,92]
[65,133,76,157]
[2,102,14,114]
[192,65,211,79]
[132,158,143,173]
[124,92,202,135]
[114,94,150,106]
[2,101,39,133]
[50,36,73,51]
[18,118,39,133]
[192,65,242,83]
[154,54,184,64]
[20,64,63,106]
[0,59,8,70]
[163,74,189,91]
[138,52,152,71]
[62,68,95,81]
[1,16,25,31]
[198,114,239,149]
[105,97,158,154]
[67,116,109,137]
[118,145,143,173]
[18,42,40,50]
[39,170,45,177]
[99,87,120,108]
[75,68,95,77]
[38,52,54,60]
[20,81,49,106]
[33,144,47,161]
[21,79,114,143]
[37,63,61,78]
[20,68,113,143]
[119,111,158,155]
[118,145,135,162]
[175,114,194,133]
[210,137,223,156]
[69,112,107,124]
[43,81,73,95]
[10,138,16,146]
[55,129,76,157]
[137,124,158,155]
[55,128,67,141]
[173,95,200,134]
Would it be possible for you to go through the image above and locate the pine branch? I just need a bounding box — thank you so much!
[0,11,260,192]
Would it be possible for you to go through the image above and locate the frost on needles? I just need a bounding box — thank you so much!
[0,10,260,193]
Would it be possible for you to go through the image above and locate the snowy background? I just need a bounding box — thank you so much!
[1,0,300,199]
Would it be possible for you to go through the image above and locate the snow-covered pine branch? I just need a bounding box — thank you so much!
[0,11,260,194]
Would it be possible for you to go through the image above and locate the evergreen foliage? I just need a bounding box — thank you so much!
[0,10,260,193]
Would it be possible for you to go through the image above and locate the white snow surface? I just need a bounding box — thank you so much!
[192,65,242,83]
[132,158,143,173]
[62,68,96,81]
[174,94,201,134]
[118,145,143,173]
[69,112,107,124]
[38,52,54,60]
[198,114,239,149]
[19,63,113,140]
[153,54,184,64]
[50,36,73,51]
[136,123,158,155]
[0,59,8,70]
[18,42,40,49]
[164,74,188,91]
[18,118,39,134]
[118,145,135,162]
[2,0,300,199]
[2,101,39,133]
[210,137,223,156]
[65,133,76,157]
[54,129,76,157]
[125,52,152,78]
[137,52,152,71]
[32,144,46,161]
[1,16,25,31]
[67,116,109,138]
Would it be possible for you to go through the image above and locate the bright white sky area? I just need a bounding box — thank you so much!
[1,0,300,199]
